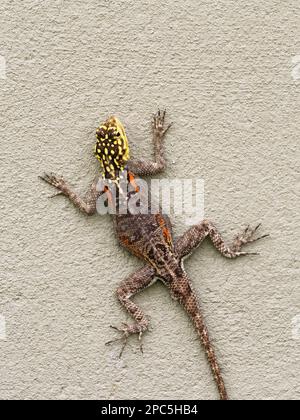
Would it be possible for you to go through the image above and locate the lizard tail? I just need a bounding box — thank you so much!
[168,269,228,401]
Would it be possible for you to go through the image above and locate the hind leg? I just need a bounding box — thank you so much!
[175,220,269,259]
[106,265,156,357]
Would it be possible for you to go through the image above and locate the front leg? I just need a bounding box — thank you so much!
[175,220,269,259]
[39,173,101,215]
[127,110,172,176]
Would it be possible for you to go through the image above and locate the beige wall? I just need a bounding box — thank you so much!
[0,0,299,400]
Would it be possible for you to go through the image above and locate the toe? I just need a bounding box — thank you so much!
[254,223,262,231]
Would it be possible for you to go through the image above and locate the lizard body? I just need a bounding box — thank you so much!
[40,111,268,400]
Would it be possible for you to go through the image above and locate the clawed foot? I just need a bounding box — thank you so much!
[105,323,145,358]
[39,173,66,197]
[152,109,172,137]
[233,224,269,256]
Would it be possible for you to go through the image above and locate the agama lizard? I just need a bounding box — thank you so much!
[40,110,268,400]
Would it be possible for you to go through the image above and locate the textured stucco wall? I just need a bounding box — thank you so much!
[0,0,299,400]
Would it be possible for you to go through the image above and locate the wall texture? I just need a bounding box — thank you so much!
[0,0,299,400]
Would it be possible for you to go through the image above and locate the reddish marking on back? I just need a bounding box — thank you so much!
[155,214,172,245]
[119,234,143,259]
[128,171,140,193]
[104,185,114,207]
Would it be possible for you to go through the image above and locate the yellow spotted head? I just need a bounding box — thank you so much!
[94,116,130,179]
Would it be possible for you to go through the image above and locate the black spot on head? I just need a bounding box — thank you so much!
[107,128,115,139]
[96,128,105,139]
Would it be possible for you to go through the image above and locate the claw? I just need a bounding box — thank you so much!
[138,331,144,354]
[41,174,56,186]
[160,109,166,124]
[119,338,128,358]
[109,324,127,333]
[163,122,173,135]
[254,223,262,231]
[109,325,120,332]
[255,233,270,241]
[38,174,50,184]
[105,337,123,346]
[49,191,64,198]
[239,251,260,256]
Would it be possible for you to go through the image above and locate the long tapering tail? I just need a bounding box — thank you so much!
[168,268,228,400]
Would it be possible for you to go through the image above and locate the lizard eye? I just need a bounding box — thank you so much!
[116,132,120,137]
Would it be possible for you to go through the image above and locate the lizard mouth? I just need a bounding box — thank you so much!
[94,116,130,179]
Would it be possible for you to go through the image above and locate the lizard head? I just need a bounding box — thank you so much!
[94,116,130,180]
